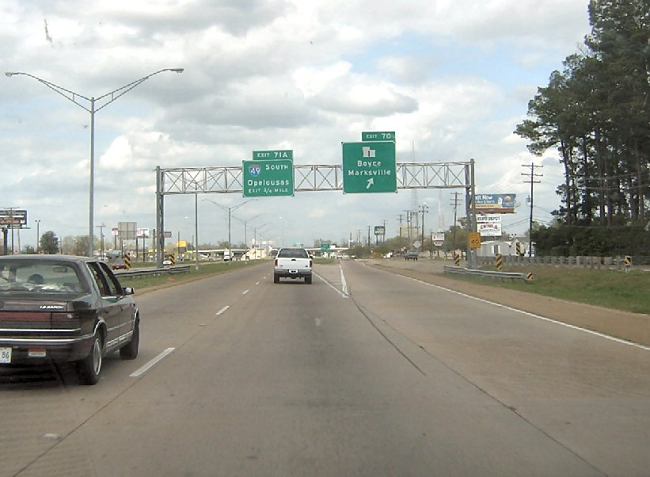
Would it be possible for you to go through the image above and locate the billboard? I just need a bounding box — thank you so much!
[475,194,516,214]
[477,214,502,237]
[118,222,137,240]
[0,209,27,227]
[374,225,385,235]
[431,232,445,247]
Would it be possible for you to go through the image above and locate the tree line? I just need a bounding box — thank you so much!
[516,0,649,251]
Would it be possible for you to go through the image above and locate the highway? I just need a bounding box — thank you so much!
[1,260,649,476]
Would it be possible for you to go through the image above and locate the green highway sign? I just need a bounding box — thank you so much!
[253,150,293,160]
[342,141,397,193]
[243,159,294,197]
[320,243,331,252]
[362,131,395,141]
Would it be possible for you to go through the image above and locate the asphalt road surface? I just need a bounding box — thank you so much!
[1,260,648,477]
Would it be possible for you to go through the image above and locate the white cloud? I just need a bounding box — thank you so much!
[1,0,592,245]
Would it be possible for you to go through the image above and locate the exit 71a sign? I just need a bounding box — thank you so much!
[253,150,293,160]
[342,141,397,193]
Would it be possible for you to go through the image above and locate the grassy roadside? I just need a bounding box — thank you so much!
[446,266,650,314]
[116,260,266,292]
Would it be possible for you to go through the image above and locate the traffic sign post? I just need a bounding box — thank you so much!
[342,141,397,193]
[243,159,294,197]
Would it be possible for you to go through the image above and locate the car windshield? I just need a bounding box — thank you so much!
[0,260,88,295]
[277,249,309,259]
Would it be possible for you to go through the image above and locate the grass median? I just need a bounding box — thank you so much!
[117,260,266,292]
[449,266,650,314]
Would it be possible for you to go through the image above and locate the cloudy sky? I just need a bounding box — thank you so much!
[1,0,591,250]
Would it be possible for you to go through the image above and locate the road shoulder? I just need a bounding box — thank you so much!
[366,260,650,348]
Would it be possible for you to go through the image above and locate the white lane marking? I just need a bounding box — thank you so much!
[339,263,349,295]
[255,281,260,285]
[216,305,230,316]
[130,348,176,377]
[393,273,650,352]
[314,272,348,298]
[242,289,249,295]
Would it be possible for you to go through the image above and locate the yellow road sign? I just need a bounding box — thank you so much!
[468,232,481,250]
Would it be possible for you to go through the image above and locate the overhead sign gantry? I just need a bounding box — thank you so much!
[154,133,477,265]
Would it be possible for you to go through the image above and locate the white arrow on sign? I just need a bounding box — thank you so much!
[366,178,374,189]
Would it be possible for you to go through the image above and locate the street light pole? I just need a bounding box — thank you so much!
[35,219,40,253]
[5,68,184,257]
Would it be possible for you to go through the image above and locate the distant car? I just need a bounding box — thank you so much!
[111,262,127,270]
[162,259,173,267]
[405,251,419,261]
[0,255,140,385]
[274,248,312,284]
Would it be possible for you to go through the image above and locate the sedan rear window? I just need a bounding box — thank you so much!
[0,260,88,295]
[277,248,309,259]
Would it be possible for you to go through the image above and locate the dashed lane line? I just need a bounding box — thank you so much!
[242,289,249,295]
[129,348,176,378]
[216,305,230,316]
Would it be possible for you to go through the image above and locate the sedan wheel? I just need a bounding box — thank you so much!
[77,334,103,385]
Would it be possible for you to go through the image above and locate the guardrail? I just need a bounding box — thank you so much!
[115,265,191,279]
[444,265,530,282]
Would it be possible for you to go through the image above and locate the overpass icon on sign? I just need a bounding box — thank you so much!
[362,146,376,158]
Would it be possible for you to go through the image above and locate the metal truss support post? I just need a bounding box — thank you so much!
[155,166,165,267]
[465,159,477,268]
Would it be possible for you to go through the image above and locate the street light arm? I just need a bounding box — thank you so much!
[94,68,184,112]
[5,71,92,111]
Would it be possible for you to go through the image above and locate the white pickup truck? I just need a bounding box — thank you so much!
[274,248,312,284]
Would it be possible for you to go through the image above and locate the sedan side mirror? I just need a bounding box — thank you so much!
[123,287,135,295]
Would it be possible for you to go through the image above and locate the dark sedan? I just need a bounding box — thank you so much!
[0,255,140,385]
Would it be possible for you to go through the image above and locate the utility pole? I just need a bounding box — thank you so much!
[367,226,371,247]
[450,192,462,250]
[522,162,543,256]
[419,204,429,251]
[397,214,403,238]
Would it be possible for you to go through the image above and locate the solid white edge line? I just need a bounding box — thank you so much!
[130,347,176,377]
[339,263,349,295]
[242,289,249,295]
[313,272,348,298]
[391,271,650,352]
[216,305,230,316]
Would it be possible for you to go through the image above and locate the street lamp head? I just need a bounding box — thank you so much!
[5,72,17,77]
[169,68,184,73]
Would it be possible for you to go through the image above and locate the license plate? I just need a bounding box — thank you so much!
[0,347,11,364]
[289,270,298,274]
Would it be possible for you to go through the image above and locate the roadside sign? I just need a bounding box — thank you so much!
[253,150,293,160]
[164,231,173,238]
[362,131,395,141]
[432,232,445,247]
[468,232,481,249]
[243,159,294,197]
[374,225,385,236]
[342,141,397,193]
[320,243,331,252]
[111,227,119,237]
